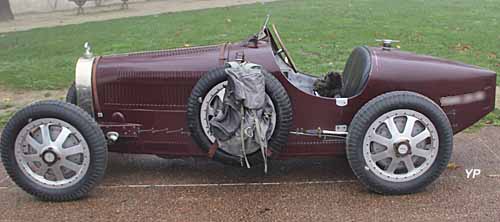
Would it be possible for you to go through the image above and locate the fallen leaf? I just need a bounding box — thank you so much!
[447,162,460,170]
[453,43,472,52]
[258,207,271,214]
[487,52,497,59]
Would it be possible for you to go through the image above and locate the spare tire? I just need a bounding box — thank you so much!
[187,67,292,166]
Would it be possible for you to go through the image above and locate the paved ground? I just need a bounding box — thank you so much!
[0,0,275,33]
[0,126,499,221]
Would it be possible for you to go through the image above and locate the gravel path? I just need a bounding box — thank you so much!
[0,126,499,221]
[0,0,275,33]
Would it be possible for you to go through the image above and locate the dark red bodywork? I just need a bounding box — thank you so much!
[89,31,496,158]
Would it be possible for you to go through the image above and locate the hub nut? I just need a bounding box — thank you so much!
[398,144,409,155]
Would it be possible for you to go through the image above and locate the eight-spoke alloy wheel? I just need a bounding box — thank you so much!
[363,109,439,182]
[1,100,107,201]
[347,91,453,195]
[15,118,91,189]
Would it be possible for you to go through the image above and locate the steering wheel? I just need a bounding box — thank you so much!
[271,24,298,72]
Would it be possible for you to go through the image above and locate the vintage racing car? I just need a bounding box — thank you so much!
[0,17,496,201]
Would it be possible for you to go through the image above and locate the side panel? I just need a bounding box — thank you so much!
[93,42,495,158]
[95,42,353,157]
[95,45,224,155]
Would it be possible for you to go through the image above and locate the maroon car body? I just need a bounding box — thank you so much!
[79,28,495,158]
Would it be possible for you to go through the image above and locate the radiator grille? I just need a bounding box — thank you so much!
[101,71,202,109]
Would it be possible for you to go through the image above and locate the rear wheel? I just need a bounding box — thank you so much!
[347,91,452,194]
[0,100,107,201]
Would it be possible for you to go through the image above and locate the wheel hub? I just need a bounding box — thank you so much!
[397,144,409,155]
[41,148,59,165]
[394,140,411,156]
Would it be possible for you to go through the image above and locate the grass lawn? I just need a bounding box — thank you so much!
[0,0,499,128]
[0,0,499,89]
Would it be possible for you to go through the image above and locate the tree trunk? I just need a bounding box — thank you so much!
[0,0,14,21]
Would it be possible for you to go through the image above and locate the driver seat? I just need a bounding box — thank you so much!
[341,46,372,97]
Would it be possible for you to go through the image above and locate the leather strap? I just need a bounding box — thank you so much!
[207,143,219,159]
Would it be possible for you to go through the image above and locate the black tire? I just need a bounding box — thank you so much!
[66,82,77,105]
[346,91,453,195]
[0,100,108,201]
[187,68,293,166]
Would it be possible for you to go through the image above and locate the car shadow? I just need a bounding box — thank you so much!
[101,153,356,186]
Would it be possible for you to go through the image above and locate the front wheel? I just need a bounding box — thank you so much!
[0,100,108,201]
[347,91,453,195]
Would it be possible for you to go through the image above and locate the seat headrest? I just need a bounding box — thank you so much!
[341,46,371,97]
